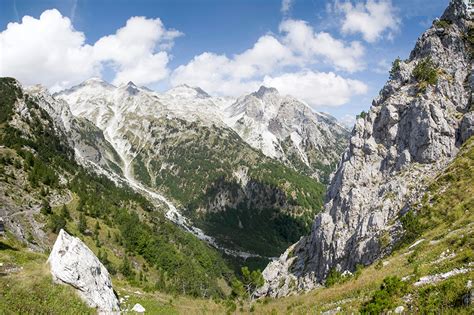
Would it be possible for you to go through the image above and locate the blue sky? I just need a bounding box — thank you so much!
[0,0,450,124]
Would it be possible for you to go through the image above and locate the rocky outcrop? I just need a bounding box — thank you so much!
[48,229,120,313]
[258,0,473,297]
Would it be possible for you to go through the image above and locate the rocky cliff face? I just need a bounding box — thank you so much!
[258,0,473,297]
[48,229,120,313]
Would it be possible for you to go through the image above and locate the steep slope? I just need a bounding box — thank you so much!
[55,80,331,258]
[225,86,349,183]
[0,77,234,298]
[252,135,473,314]
[259,0,473,297]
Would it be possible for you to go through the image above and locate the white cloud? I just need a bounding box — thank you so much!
[0,9,182,90]
[279,19,365,72]
[172,19,366,102]
[281,0,294,14]
[337,0,400,43]
[262,70,367,107]
[1,9,368,109]
[171,35,294,96]
[0,9,96,91]
[93,16,182,86]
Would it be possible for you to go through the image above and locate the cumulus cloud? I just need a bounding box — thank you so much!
[1,8,368,108]
[93,16,181,86]
[336,0,400,43]
[0,10,96,90]
[0,9,181,90]
[262,70,367,107]
[279,19,365,72]
[171,19,367,105]
[171,35,294,96]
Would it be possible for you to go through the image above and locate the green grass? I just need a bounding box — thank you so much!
[0,237,94,314]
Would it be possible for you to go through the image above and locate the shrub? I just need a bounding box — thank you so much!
[47,214,66,234]
[433,19,452,29]
[389,57,401,79]
[398,211,422,247]
[356,111,368,120]
[325,268,343,287]
[413,57,438,91]
[40,199,52,215]
[361,276,407,314]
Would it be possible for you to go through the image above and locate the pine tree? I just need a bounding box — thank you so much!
[120,255,133,279]
[94,221,100,236]
[78,213,87,234]
[40,199,52,215]
[60,204,70,220]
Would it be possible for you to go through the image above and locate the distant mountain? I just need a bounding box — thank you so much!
[225,86,349,183]
[53,80,348,258]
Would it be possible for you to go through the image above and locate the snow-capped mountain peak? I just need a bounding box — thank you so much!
[166,84,211,99]
[253,86,279,98]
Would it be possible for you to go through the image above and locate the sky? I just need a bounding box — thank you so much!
[0,0,450,125]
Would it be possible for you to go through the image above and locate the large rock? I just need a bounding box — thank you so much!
[258,0,472,297]
[47,229,120,313]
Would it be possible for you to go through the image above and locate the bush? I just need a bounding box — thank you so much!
[325,268,343,287]
[356,111,368,120]
[40,199,52,215]
[398,211,422,247]
[361,276,407,314]
[413,57,438,91]
[47,214,66,234]
[433,19,452,29]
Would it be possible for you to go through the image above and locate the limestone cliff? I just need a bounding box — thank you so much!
[259,0,473,297]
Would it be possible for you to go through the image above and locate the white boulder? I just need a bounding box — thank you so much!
[131,303,146,313]
[47,229,120,313]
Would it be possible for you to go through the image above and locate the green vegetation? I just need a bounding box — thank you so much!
[356,111,368,120]
[325,268,343,287]
[389,57,401,80]
[433,19,452,29]
[413,57,438,92]
[360,276,407,314]
[0,77,234,298]
[0,237,93,314]
[231,267,264,300]
[139,118,326,257]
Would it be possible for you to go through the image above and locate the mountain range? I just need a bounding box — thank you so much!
[0,0,472,313]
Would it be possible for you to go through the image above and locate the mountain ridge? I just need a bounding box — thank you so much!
[258,0,473,297]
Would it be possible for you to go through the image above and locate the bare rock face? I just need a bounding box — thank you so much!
[258,0,473,298]
[48,229,120,313]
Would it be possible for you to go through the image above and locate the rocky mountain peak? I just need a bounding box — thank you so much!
[166,84,211,99]
[442,0,469,27]
[253,86,279,99]
[258,0,473,297]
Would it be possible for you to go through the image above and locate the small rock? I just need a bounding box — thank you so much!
[132,303,146,313]
[394,305,404,314]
